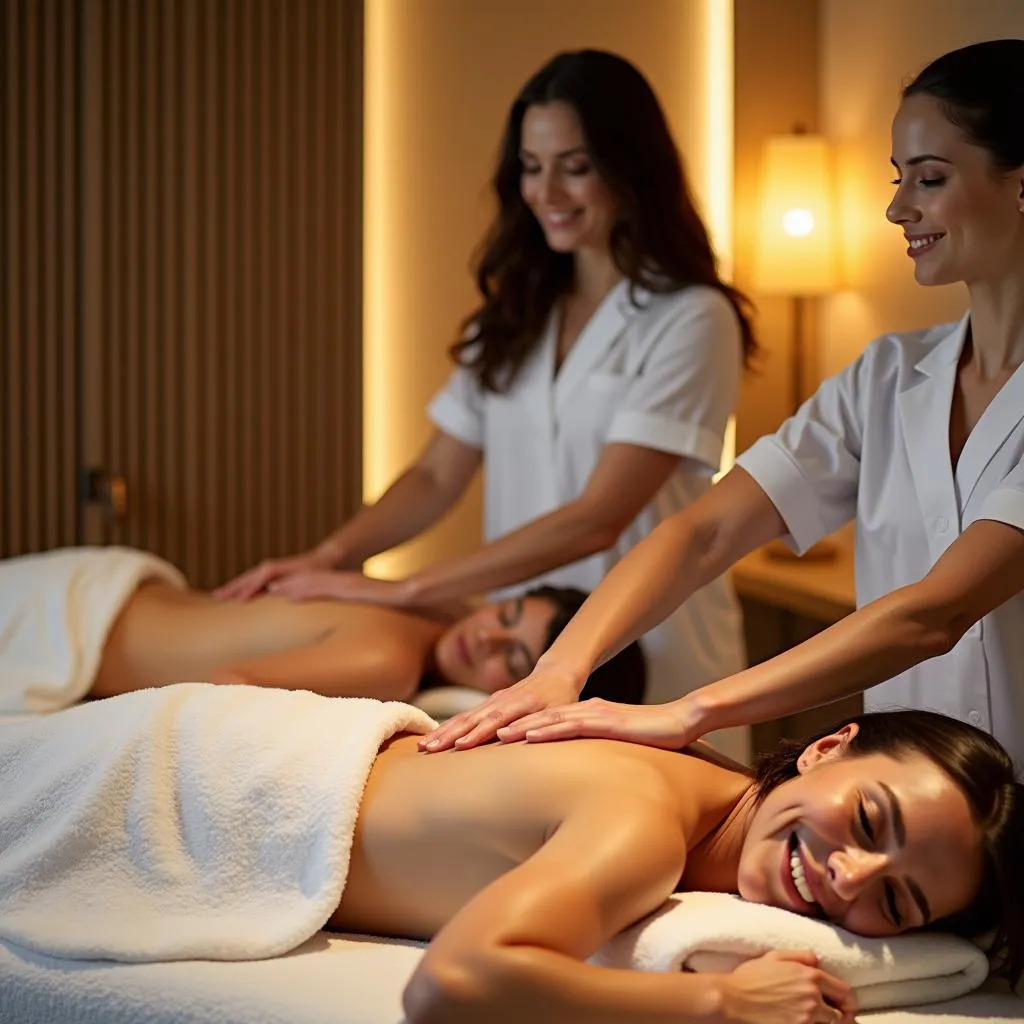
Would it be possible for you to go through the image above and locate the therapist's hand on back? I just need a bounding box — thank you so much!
[419,663,703,752]
[418,665,582,752]
[214,549,336,602]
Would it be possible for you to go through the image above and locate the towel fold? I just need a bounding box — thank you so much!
[0,683,435,962]
[0,546,186,713]
[592,891,990,1011]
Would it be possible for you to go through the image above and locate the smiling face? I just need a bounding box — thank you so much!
[738,726,983,937]
[518,101,618,256]
[886,93,1024,287]
[432,596,557,694]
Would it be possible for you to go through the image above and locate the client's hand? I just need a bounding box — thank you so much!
[418,666,581,752]
[719,950,857,1024]
[492,693,702,751]
[214,550,333,601]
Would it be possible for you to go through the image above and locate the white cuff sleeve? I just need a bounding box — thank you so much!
[735,437,836,555]
[970,486,1024,533]
[607,412,721,468]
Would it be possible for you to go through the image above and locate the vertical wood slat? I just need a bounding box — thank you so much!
[1,0,80,557]
[0,0,363,592]
[2,1,362,582]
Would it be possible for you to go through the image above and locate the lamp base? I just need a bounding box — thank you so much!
[763,536,839,563]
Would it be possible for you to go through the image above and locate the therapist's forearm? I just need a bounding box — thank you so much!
[693,585,955,733]
[534,513,730,687]
[318,466,458,568]
[405,503,618,606]
[536,470,785,689]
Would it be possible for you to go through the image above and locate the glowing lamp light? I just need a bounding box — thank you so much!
[753,134,837,296]
[782,208,815,237]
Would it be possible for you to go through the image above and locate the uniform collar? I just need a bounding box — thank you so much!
[912,312,970,377]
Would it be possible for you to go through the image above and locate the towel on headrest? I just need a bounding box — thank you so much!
[0,683,436,962]
[0,546,185,713]
[591,890,990,1011]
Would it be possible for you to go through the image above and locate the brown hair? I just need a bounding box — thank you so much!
[452,49,758,393]
[754,709,1023,986]
[528,584,646,705]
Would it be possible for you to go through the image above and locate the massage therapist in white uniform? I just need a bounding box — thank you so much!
[218,50,758,728]
[422,40,1024,767]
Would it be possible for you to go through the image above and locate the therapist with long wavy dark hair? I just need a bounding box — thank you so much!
[218,49,758,723]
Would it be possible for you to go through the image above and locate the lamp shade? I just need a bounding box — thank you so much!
[752,134,838,295]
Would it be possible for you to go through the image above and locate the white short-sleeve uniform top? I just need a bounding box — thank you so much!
[736,314,1024,765]
[428,280,747,707]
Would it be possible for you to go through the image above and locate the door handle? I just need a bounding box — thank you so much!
[80,467,129,523]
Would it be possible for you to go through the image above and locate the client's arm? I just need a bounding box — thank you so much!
[209,631,421,701]
[403,772,852,1024]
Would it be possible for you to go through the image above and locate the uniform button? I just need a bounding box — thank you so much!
[936,515,948,533]
[968,710,982,726]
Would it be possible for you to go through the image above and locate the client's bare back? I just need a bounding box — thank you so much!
[90,582,442,698]
[332,735,750,941]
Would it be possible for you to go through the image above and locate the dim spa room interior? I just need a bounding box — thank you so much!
[3,0,1024,1022]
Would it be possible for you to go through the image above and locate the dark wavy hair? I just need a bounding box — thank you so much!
[903,39,1024,173]
[527,584,646,705]
[754,709,1024,987]
[452,49,758,393]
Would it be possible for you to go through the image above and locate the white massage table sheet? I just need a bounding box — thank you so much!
[1,932,1020,1024]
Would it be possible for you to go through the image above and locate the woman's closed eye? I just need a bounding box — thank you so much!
[884,880,903,928]
[857,796,905,928]
[857,797,877,846]
[889,176,946,188]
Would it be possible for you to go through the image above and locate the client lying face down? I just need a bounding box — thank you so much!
[324,707,1023,1024]
[82,553,645,704]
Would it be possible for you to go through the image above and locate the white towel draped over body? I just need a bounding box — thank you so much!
[0,546,185,713]
[592,891,991,1011]
[0,684,993,1013]
[0,683,436,962]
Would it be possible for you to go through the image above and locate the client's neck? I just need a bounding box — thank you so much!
[678,783,759,894]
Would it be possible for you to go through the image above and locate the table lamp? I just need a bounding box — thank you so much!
[752,129,839,561]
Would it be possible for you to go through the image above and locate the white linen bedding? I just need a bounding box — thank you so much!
[1,932,1020,1024]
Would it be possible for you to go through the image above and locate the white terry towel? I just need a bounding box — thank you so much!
[592,891,991,1011]
[0,683,435,962]
[0,546,185,713]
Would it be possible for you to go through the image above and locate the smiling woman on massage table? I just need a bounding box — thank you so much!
[350,709,1021,1024]
[0,696,1020,1024]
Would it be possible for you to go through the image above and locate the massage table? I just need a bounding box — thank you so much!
[1,930,1020,1024]
[1,697,1021,1024]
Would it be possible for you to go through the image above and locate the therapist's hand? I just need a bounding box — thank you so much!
[488,692,703,751]
[419,666,582,752]
[267,570,414,606]
[214,550,334,601]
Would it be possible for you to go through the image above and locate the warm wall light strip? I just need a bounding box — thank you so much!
[704,0,734,283]
[362,0,390,508]
[362,1,405,578]
[704,0,736,476]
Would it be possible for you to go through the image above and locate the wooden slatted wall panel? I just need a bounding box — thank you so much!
[1,0,82,557]
[1,0,363,582]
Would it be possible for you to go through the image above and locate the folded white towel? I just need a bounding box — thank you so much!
[592,890,990,1011]
[0,683,436,962]
[0,546,185,713]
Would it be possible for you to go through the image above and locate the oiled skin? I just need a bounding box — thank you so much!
[91,582,443,697]
[331,733,751,942]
